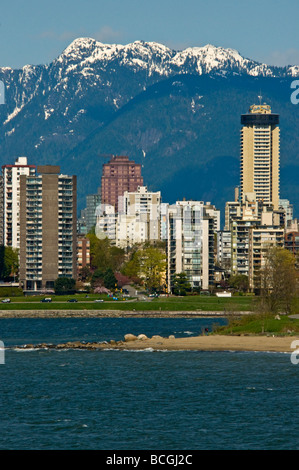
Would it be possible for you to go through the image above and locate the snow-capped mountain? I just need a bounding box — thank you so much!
[1,38,297,123]
[1,38,297,127]
[53,38,296,77]
[0,38,298,214]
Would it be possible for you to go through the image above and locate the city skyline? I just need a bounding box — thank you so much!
[0,71,297,294]
[0,3,298,454]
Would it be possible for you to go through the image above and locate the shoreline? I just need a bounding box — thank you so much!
[0,309,251,318]
[20,334,299,353]
[3,310,298,353]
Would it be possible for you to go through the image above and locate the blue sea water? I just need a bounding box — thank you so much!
[0,317,298,450]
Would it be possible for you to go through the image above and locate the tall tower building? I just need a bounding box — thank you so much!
[240,103,280,210]
[101,155,143,212]
[1,157,36,248]
[19,165,77,292]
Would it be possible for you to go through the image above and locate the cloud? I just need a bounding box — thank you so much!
[38,26,124,45]
[265,49,299,67]
[93,26,124,44]
[39,30,85,42]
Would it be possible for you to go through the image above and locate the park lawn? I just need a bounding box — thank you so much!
[0,293,107,302]
[148,295,254,311]
[214,313,299,336]
[0,294,255,311]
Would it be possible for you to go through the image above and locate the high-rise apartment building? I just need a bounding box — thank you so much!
[1,157,36,248]
[101,155,143,212]
[231,204,283,280]
[217,230,231,272]
[19,165,77,292]
[166,201,215,292]
[85,189,101,233]
[240,103,280,210]
[248,225,284,291]
[96,186,162,249]
[117,186,161,248]
[231,217,260,277]
[95,204,117,241]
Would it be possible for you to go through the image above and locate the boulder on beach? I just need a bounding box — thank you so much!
[137,334,148,341]
[124,334,138,342]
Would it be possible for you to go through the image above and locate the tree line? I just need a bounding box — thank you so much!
[79,233,167,293]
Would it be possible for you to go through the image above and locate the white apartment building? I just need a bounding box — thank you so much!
[95,186,162,249]
[217,230,231,272]
[117,186,161,248]
[167,201,215,292]
[1,157,36,248]
[95,204,117,241]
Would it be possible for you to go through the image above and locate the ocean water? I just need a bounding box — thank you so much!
[0,317,298,450]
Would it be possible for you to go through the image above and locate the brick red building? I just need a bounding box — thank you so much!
[101,155,143,212]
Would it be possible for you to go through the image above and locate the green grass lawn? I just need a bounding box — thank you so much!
[213,313,299,336]
[0,293,255,311]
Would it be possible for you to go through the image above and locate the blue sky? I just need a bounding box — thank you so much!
[1,0,299,68]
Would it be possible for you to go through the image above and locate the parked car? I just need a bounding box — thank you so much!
[41,298,52,303]
[2,298,11,303]
[67,299,78,302]
[94,299,104,303]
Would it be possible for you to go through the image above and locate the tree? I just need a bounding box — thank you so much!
[259,247,298,314]
[54,277,76,294]
[78,266,92,282]
[103,268,117,290]
[121,248,141,280]
[91,268,105,288]
[228,274,249,293]
[136,245,166,292]
[0,246,19,280]
[91,267,117,290]
[172,272,191,296]
[87,235,111,271]
[109,246,126,271]
[86,234,125,272]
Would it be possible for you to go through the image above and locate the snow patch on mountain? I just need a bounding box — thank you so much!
[4,105,24,125]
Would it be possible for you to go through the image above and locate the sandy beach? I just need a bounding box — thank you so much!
[23,334,299,353]
[106,334,299,353]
